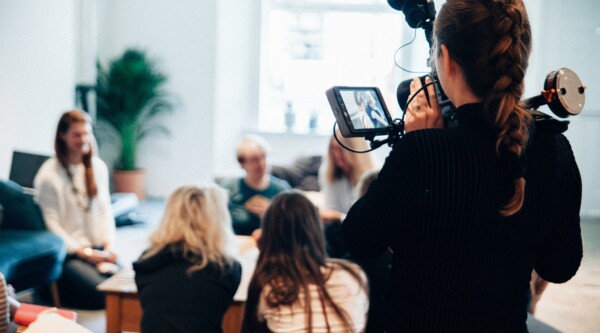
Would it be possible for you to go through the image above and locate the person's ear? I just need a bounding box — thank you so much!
[440,44,458,78]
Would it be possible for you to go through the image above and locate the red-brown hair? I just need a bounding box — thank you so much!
[54,110,97,198]
[435,0,532,216]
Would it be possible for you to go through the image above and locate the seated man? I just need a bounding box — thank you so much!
[222,135,290,235]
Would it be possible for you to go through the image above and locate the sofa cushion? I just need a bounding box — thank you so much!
[0,180,45,231]
[271,155,322,191]
[0,230,66,291]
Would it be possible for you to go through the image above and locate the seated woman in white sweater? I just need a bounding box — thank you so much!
[34,110,116,310]
[242,191,369,333]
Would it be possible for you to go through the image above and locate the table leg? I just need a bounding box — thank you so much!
[105,293,122,333]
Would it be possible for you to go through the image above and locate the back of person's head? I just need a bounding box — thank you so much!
[145,184,235,271]
[435,0,532,216]
[252,191,364,332]
[54,109,97,198]
[259,191,326,267]
[236,135,270,164]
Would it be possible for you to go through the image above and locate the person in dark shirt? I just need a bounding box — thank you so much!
[133,185,241,333]
[222,135,290,236]
[342,0,582,332]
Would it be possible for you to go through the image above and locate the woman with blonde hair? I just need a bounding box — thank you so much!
[133,185,241,333]
[34,109,116,309]
[319,133,375,224]
[318,134,376,258]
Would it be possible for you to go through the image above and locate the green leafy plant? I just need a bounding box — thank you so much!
[96,49,174,170]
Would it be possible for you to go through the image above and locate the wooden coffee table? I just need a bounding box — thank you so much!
[98,236,258,333]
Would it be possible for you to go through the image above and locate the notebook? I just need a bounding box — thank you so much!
[13,303,77,326]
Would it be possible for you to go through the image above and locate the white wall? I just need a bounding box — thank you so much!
[96,0,219,197]
[526,0,600,214]
[0,0,76,178]
[2,0,598,213]
[213,0,263,177]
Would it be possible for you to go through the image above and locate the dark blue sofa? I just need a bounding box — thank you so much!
[0,180,66,293]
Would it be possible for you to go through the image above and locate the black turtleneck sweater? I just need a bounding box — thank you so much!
[342,103,582,332]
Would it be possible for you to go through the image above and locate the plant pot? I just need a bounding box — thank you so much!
[113,169,145,201]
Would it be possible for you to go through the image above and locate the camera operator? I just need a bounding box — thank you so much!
[341,0,583,331]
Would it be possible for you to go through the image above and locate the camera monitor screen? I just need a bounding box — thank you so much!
[326,86,393,137]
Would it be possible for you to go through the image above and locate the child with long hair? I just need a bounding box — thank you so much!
[242,191,368,333]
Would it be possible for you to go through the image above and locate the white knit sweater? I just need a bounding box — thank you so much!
[34,156,115,253]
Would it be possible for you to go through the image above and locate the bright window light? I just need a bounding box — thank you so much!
[259,0,430,134]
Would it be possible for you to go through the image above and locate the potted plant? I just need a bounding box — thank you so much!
[96,49,174,200]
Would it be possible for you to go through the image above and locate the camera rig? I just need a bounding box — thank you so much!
[328,0,587,152]
[391,0,586,120]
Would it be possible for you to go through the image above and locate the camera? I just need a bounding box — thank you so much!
[326,87,395,138]
[389,0,455,122]
[326,0,450,147]
[326,0,587,148]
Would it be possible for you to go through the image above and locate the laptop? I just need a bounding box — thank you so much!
[9,150,51,194]
[8,150,143,226]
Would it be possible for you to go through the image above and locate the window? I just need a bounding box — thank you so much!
[259,0,430,134]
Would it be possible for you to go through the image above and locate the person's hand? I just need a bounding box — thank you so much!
[251,228,262,242]
[320,209,344,224]
[103,250,118,264]
[102,244,118,264]
[244,195,270,217]
[76,248,111,265]
[405,76,444,132]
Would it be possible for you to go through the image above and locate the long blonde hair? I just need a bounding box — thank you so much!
[324,133,375,186]
[143,185,236,271]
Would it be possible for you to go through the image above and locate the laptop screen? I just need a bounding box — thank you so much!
[9,151,51,189]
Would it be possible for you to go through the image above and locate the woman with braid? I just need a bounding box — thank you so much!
[342,0,582,332]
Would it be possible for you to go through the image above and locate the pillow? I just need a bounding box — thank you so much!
[271,155,322,191]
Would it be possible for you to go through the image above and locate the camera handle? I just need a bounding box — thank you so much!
[332,119,405,154]
[366,119,405,149]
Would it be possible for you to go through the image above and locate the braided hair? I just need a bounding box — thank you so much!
[434,0,532,216]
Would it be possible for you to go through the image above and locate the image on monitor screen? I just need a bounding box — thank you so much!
[339,88,389,131]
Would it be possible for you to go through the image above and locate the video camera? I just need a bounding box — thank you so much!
[326,0,587,150]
